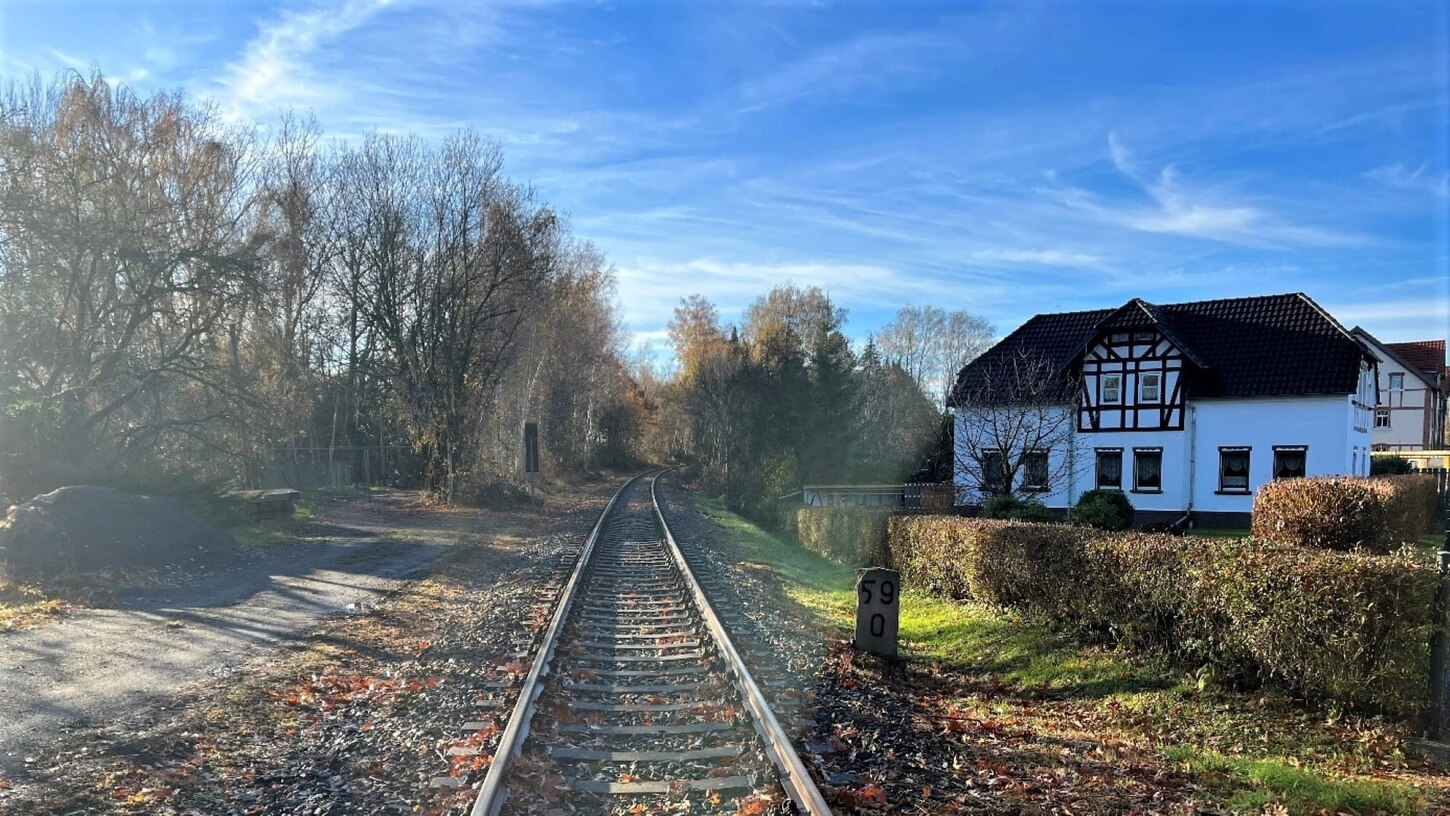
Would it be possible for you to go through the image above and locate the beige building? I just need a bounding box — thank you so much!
[1351,330,1447,451]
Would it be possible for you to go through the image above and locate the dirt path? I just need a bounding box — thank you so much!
[0,489,583,777]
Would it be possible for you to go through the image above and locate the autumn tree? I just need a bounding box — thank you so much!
[0,72,261,498]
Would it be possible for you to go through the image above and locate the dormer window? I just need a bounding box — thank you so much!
[1140,372,1161,402]
[1108,331,1129,343]
[1102,373,1122,404]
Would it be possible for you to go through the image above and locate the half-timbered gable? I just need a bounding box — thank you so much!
[1074,300,1206,433]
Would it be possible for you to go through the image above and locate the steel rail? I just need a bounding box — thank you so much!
[469,471,649,816]
[650,473,834,815]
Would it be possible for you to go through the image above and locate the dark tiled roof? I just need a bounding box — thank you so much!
[949,293,1372,407]
[1385,340,1445,379]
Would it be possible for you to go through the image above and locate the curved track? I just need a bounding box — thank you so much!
[470,471,831,815]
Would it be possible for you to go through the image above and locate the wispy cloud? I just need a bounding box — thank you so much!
[1365,162,1450,197]
[1048,133,1368,248]
[734,29,950,114]
[215,0,401,119]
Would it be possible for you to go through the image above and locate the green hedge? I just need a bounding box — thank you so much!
[1252,475,1439,553]
[889,515,1439,716]
[796,506,890,566]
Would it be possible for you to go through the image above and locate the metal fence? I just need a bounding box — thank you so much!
[256,446,425,490]
[801,483,956,512]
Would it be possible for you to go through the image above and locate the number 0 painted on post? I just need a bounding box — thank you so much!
[855,568,900,658]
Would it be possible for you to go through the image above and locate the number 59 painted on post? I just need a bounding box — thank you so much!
[854,567,900,658]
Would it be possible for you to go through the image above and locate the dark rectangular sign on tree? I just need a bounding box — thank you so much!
[524,422,540,473]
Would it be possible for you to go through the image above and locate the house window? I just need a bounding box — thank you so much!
[1095,449,1123,489]
[1101,373,1122,404]
[1132,330,1154,342]
[1389,373,1404,391]
[1109,331,1129,343]
[1374,408,1390,429]
[1133,448,1162,492]
[1140,372,1161,402]
[1023,450,1049,492]
[981,449,1007,495]
[1218,447,1251,493]
[1273,446,1307,479]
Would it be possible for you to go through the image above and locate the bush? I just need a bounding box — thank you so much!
[1252,476,1437,553]
[982,494,1051,523]
[1066,489,1134,530]
[888,515,1438,716]
[1370,455,1415,475]
[796,506,890,566]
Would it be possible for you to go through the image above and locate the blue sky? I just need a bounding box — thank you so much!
[3,1,1447,354]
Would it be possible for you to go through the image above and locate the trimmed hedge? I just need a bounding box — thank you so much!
[796,506,890,566]
[1252,475,1438,553]
[1066,488,1134,530]
[889,515,1439,716]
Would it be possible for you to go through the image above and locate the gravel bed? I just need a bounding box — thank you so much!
[0,489,610,816]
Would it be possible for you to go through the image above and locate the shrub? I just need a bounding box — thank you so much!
[1066,489,1134,530]
[1252,476,1437,553]
[1370,455,1415,476]
[796,506,890,566]
[982,494,1051,523]
[888,515,1438,716]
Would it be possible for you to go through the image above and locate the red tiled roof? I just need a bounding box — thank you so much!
[1385,340,1446,378]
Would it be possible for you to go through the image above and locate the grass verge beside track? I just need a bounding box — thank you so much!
[692,496,1447,816]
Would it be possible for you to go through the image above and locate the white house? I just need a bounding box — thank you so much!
[947,293,1378,527]
[1349,329,1446,452]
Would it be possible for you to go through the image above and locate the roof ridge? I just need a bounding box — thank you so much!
[1293,292,1367,349]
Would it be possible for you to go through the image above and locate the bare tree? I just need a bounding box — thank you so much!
[951,349,1078,500]
[875,305,995,404]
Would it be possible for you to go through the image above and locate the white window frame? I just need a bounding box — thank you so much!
[1101,373,1123,404]
[1139,372,1162,403]
[1389,372,1404,391]
[1374,408,1391,429]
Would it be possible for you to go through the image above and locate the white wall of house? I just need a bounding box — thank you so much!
[954,393,1372,514]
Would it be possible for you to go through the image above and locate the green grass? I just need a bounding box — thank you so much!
[690,495,1436,816]
[1164,746,1423,814]
[226,503,322,550]
[1190,527,1251,539]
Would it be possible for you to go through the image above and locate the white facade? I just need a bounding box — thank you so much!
[955,331,1376,518]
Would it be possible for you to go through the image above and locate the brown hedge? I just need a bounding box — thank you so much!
[1252,475,1439,553]
[796,506,890,566]
[889,515,1439,716]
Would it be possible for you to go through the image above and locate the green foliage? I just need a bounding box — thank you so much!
[1369,455,1415,476]
[982,493,1051,523]
[796,506,891,566]
[1251,476,1438,553]
[889,515,1438,715]
[1066,489,1134,530]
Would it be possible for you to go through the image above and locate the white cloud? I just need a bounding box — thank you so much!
[1052,135,1368,248]
[216,0,401,119]
[1364,162,1450,197]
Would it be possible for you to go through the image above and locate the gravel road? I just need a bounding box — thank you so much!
[0,492,478,775]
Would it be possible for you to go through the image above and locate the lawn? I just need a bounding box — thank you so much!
[693,496,1445,815]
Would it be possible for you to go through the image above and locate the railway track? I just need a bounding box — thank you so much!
[470,471,831,815]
